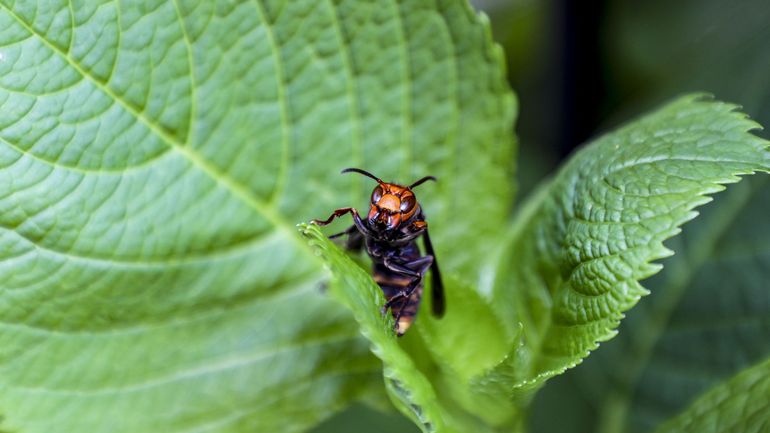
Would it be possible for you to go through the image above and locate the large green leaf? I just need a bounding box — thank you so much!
[302,224,486,433]
[482,95,770,398]
[0,0,513,432]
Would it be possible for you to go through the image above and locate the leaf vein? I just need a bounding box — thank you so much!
[0,2,312,260]
[248,0,293,206]
[0,225,279,268]
[12,332,360,396]
[391,0,412,179]
[323,0,365,200]
[0,135,174,174]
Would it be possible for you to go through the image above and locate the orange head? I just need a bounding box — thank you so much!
[341,168,436,232]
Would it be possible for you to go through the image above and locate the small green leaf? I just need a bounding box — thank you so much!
[301,224,518,433]
[484,95,770,397]
[419,276,512,384]
[655,357,770,433]
[300,224,448,432]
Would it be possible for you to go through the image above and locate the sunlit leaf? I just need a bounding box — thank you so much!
[482,95,770,398]
[0,0,513,432]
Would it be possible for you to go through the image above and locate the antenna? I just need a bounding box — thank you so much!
[341,168,385,184]
[409,175,437,189]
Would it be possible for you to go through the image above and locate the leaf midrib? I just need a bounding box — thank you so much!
[0,3,315,262]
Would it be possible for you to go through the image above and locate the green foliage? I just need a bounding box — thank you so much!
[303,96,770,432]
[0,0,511,432]
[531,176,770,433]
[486,96,770,395]
[529,3,770,432]
[301,224,497,433]
[1,1,769,433]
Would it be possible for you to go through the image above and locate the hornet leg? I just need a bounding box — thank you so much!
[312,207,373,237]
[380,256,433,313]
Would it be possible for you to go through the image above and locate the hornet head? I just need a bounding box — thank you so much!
[341,168,436,232]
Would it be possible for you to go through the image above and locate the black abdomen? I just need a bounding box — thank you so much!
[372,241,423,335]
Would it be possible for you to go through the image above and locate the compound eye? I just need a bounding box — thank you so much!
[371,186,384,204]
[400,195,416,213]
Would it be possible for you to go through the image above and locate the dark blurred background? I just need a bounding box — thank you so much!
[480,0,770,199]
[312,0,770,432]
